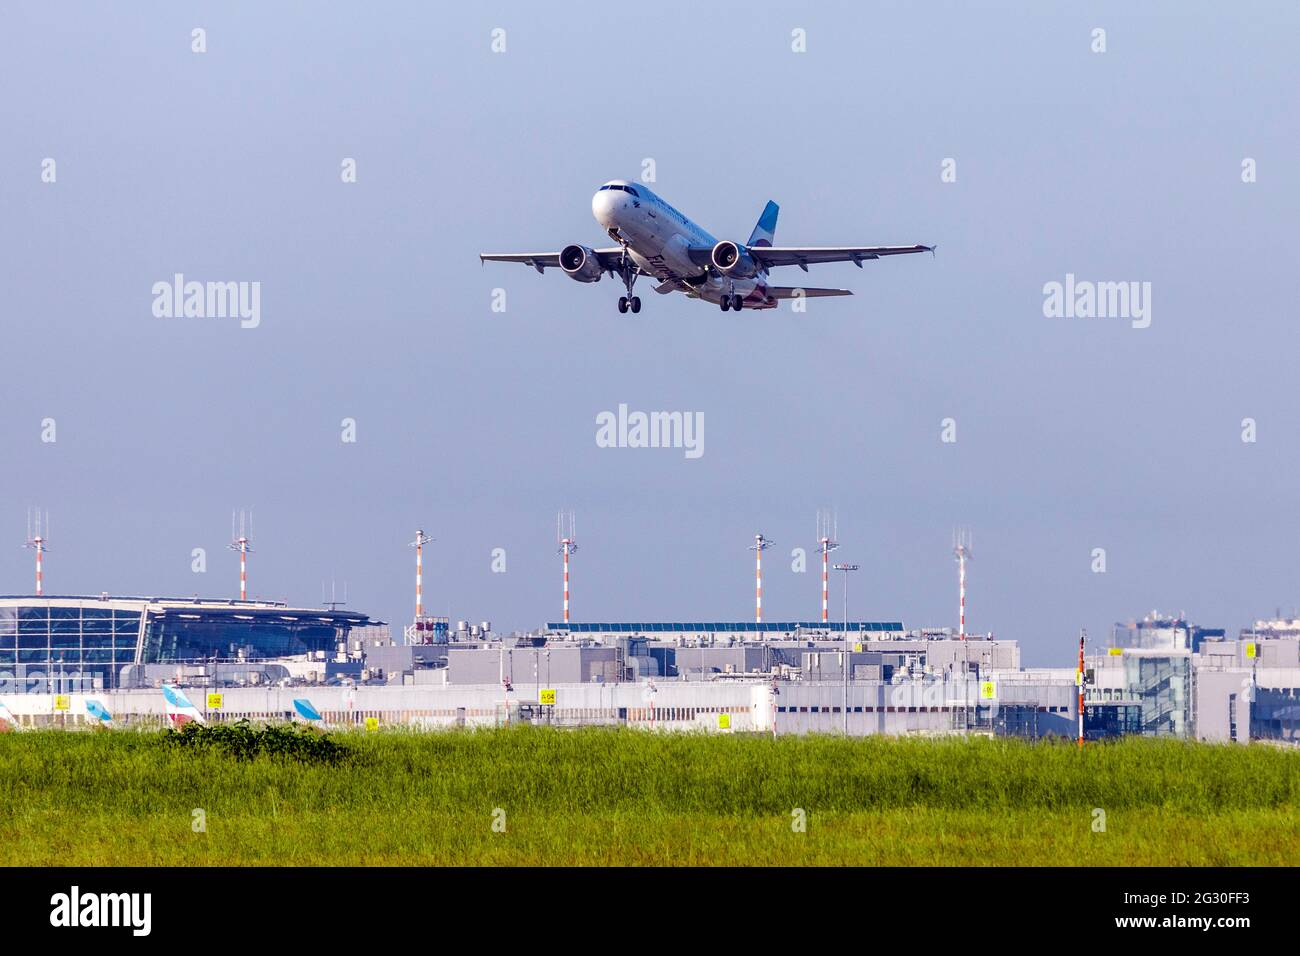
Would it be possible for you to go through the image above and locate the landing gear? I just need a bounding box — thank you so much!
[720,297,730,312]
[719,292,744,312]
[731,294,744,311]
[615,245,641,314]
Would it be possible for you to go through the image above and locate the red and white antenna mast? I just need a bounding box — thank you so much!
[816,509,839,624]
[953,529,972,640]
[557,510,577,624]
[1077,629,1086,749]
[751,533,773,624]
[410,529,433,621]
[229,509,253,601]
[24,507,49,597]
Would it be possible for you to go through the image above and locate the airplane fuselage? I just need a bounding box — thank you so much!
[592,180,777,309]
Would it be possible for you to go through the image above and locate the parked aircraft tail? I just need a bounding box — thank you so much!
[85,699,113,725]
[293,698,324,724]
[162,684,205,725]
[0,700,22,731]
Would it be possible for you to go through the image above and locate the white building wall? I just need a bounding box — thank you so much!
[0,676,1075,738]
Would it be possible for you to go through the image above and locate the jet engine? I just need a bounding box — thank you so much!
[710,240,759,279]
[559,244,603,282]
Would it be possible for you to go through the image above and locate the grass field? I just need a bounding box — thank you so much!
[0,727,1296,866]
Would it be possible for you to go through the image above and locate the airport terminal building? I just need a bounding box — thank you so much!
[0,597,1078,739]
[4,596,1297,746]
[0,596,379,693]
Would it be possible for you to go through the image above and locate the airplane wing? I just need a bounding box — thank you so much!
[767,286,853,299]
[686,244,933,272]
[753,245,933,271]
[479,248,645,276]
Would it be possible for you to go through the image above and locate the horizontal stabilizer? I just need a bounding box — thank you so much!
[767,286,853,299]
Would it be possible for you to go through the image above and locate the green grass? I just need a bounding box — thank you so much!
[0,727,1295,865]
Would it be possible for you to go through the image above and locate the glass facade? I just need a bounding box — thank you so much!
[0,600,371,692]
[142,613,340,663]
[1253,687,1300,743]
[0,603,141,693]
[1084,701,1143,738]
[1123,653,1192,737]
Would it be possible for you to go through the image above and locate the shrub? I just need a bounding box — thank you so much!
[161,719,350,765]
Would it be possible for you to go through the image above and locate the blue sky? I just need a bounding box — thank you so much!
[2,2,1297,664]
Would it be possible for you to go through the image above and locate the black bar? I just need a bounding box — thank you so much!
[0,867,1280,941]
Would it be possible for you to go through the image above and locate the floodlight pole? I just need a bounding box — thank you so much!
[1077,629,1086,749]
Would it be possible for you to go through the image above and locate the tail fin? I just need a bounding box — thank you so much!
[162,684,205,725]
[85,699,114,724]
[0,700,22,732]
[293,698,324,723]
[747,200,779,248]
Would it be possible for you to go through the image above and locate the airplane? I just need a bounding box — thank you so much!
[480,180,933,313]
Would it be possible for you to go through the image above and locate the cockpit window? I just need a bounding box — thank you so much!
[625,186,640,197]
[600,184,636,193]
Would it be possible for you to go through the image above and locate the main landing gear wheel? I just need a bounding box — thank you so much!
[719,297,730,312]
[616,246,641,314]
[731,294,744,311]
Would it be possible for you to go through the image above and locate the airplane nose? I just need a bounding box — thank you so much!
[592,189,619,228]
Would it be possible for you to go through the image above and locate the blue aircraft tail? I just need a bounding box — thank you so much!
[293,698,324,722]
[747,201,779,248]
